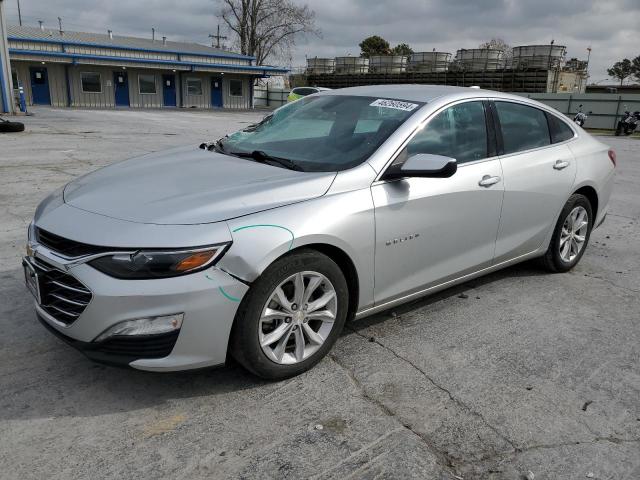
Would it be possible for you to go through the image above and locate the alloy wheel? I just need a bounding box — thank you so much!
[559,206,589,262]
[258,271,337,365]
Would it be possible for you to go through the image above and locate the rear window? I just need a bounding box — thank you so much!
[546,113,575,143]
[495,101,550,154]
[292,88,317,96]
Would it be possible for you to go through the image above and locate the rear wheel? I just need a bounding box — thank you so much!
[540,194,593,273]
[229,249,349,379]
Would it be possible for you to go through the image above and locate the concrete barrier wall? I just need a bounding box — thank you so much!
[255,87,640,129]
[515,93,640,130]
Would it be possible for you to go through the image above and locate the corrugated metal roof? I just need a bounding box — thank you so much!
[8,25,252,60]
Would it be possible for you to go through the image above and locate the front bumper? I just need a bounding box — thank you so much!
[27,251,249,371]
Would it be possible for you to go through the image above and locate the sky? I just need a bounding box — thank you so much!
[3,0,639,84]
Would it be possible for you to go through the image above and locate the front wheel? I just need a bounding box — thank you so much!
[540,194,593,273]
[229,249,349,379]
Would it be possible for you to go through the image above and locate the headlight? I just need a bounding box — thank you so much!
[89,244,229,279]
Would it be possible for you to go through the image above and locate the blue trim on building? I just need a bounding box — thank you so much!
[0,62,10,113]
[9,49,289,74]
[8,35,255,61]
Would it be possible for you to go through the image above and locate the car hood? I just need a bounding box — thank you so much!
[63,145,336,225]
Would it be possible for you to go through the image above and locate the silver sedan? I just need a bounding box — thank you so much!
[24,85,615,379]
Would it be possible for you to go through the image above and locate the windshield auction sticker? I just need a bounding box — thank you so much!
[370,99,419,111]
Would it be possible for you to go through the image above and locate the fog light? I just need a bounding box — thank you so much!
[94,313,183,342]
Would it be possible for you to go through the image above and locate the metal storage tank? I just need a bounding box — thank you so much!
[334,56,369,74]
[369,55,408,73]
[306,57,335,74]
[511,45,566,70]
[454,48,504,71]
[408,52,451,72]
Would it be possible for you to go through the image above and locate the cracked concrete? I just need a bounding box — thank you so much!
[1,108,639,479]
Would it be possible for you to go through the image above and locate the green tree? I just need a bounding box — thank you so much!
[631,55,640,82]
[392,43,413,56]
[359,35,391,58]
[607,58,633,86]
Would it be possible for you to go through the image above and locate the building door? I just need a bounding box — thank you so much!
[211,77,223,107]
[29,67,51,105]
[162,74,177,107]
[113,72,130,107]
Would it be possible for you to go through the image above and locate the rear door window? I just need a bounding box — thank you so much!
[495,101,550,154]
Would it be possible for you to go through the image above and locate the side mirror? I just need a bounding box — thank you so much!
[385,153,457,180]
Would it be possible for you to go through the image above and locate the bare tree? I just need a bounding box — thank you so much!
[479,37,512,62]
[219,0,319,65]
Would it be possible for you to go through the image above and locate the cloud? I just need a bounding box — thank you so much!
[3,0,638,83]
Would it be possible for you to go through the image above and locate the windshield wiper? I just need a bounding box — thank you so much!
[230,150,305,172]
[198,138,227,154]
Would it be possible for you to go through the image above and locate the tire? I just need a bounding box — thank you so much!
[540,194,593,273]
[229,249,349,380]
[0,121,25,133]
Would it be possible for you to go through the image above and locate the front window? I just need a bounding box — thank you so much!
[80,72,102,93]
[186,78,202,96]
[229,79,243,97]
[138,74,157,94]
[403,101,488,164]
[221,95,423,172]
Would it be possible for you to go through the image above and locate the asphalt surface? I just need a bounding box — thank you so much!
[1,108,638,480]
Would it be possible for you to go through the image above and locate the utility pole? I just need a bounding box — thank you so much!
[16,0,21,26]
[58,16,63,35]
[208,25,227,49]
[0,0,16,113]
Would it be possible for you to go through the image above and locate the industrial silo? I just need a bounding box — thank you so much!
[306,57,335,74]
[511,45,566,70]
[334,56,369,74]
[408,52,451,72]
[369,55,408,73]
[454,48,504,71]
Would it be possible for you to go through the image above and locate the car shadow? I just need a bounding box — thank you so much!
[1,260,548,421]
[346,260,549,333]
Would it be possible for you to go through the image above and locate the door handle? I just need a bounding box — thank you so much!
[478,175,501,187]
[553,160,571,170]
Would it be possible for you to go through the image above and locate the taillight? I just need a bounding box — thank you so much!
[608,149,616,167]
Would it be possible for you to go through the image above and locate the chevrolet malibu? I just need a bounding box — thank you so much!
[24,85,615,379]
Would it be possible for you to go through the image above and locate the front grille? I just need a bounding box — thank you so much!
[36,228,113,258]
[94,331,180,359]
[33,259,92,325]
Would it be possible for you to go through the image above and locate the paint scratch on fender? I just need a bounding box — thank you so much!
[232,224,295,251]
[205,273,242,302]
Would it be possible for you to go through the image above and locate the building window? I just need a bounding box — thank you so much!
[229,79,243,97]
[81,72,102,93]
[138,74,157,94]
[186,78,202,96]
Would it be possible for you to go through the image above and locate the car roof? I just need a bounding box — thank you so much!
[319,84,529,104]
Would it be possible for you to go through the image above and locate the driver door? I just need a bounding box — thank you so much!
[371,100,504,305]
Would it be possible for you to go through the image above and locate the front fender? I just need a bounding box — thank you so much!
[217,188,375,311]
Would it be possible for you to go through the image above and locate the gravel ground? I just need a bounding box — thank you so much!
[1,108,638,480]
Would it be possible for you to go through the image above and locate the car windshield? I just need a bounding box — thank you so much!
[221,95,424,172]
